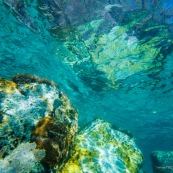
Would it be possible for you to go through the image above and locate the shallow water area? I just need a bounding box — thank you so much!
[1,0,173,172]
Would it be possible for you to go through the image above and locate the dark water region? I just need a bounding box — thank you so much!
[1,0,173,172]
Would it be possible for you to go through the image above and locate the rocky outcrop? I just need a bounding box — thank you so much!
[0,74,78,172]
[151,151,173,173]
[0,75,143,172]
[0,142,45,173]
[3,0,173,32]
[61,119,143,173]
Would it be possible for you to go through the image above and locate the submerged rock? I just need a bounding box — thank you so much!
[2,0,173,91]
[54,8,173,90]
[151,151,173,173]
[61,12,173,89]
[4,0,173,31]
[0,74,78,171]
[0,75,143,172]
[0,142,45,173]
[3,0,39,32]
[61,119,143,173]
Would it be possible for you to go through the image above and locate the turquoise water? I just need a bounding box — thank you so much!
[1,0,173,172]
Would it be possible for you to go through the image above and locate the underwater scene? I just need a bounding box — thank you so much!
[0,0,173,172]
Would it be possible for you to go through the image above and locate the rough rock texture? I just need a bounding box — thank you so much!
[3,0,39,32]
[61,119,143,173]
[0,74,78,171]
[0,75,143,172]
[151,151,173,173]
[31,115,77,169]
[0,142,45,173]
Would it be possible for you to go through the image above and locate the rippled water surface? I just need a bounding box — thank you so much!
[1,0,173,172]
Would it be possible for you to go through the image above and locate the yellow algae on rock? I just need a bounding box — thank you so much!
[61,163,82,173]
[0,79,17,93]
[60,119,143,173]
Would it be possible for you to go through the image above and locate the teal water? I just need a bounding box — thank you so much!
[1,1,173,172]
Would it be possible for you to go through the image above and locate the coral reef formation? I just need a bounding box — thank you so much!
[0,74,78,171]
[151,151,173,173]
[61,119,143,173]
